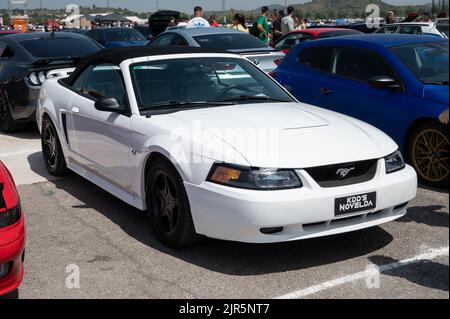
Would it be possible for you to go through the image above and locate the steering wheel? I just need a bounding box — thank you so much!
[216,84,253,100]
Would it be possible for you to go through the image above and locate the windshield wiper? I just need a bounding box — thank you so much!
[218,95,292,103]
[140,101,234,115]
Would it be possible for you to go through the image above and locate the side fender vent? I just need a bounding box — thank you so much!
[61,113,69,145]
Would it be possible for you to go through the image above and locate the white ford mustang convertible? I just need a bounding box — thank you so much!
[37,46,417,247]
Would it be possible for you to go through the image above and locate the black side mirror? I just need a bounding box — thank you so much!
[368,76,402,90]
[94,97,126,113]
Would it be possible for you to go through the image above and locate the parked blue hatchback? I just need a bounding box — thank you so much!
[274,34,449,188]
[85,27,149,48]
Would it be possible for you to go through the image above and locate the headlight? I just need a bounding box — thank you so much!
[385,150,405,174]
[0,203,21,229]
[28,72,41,86]
[27,71,47,87]
[0,262,11,279]
[38,71,47,84]
[207,163,302,190]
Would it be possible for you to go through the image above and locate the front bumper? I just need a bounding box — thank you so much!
[185,160,417,243]
[0,213,25,296]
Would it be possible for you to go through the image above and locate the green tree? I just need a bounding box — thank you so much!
[294,9,304,18]
[179,12,190,21]
[2,13,10,26]
[404,6,416,15]
[327,10,337,19]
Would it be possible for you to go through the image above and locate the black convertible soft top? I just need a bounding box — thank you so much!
[65,45,231,86]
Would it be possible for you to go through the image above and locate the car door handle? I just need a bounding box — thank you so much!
[320,88,333,96]
[71,107,80,114]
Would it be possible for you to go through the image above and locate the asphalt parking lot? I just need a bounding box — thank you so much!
[0,129,448,299]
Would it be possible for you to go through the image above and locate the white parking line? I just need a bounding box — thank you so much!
[0,147,56,185]
[275,246,449,299]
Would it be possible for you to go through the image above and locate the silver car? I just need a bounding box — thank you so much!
[375,22,448,38]
[148,27,285,73]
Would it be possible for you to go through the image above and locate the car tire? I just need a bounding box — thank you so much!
[146,158,199,248]
[407,121,449,189]
[41,117,68,176]
[0,90,27,133]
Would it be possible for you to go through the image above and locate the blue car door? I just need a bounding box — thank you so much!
[312,47,408,143]
[275,47,336,106]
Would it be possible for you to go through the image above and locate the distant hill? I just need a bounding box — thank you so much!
[256,4,286,11]
[290,0,432,18]
[207,0,433,20]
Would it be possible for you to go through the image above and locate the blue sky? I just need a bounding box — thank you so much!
[2,0,432,12]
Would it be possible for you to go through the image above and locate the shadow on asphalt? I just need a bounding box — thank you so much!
[0,125,39,140]
[418,184,449,195]
[369,256,449,292]
[398,205,449,228]
[25,166,398,275]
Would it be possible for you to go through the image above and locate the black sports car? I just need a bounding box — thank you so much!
[0,32,102,132]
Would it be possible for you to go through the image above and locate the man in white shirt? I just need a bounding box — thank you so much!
[186,6,211,28]
[281,6,295,35]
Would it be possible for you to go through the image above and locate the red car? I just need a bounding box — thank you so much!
[272,28,362,54]
[0,161,25,296]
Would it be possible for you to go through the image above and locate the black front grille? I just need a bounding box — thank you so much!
[0,262,11,279]
[0,183,6,210]
[0,204,21,229]
[305,159,378,188]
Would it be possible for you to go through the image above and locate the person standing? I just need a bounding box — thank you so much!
[257,6,271,44]
[209,15,219,27]
[271,10,282,43]
[386,11,395,24]
[294,17,307,30]
[186,6,211,28]
[422,12,433,22]
[232,13,249,33]
[281,6,295,35]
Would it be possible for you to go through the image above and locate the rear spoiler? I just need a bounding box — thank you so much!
[232,49,281,55]
[32,56,83,68]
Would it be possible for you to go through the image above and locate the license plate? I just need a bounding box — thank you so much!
[335,192,377,216]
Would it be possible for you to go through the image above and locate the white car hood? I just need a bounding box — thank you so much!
[173,102,329,130]
[169,102,398,168]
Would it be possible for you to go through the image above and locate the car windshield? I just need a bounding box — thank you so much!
[104,28,146,42]
[19,37,100,59]
[130,57,294,112]
[390,41,449,84]
[436,24,449,37]
[134,27,150,37]
[193,33,268,50]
